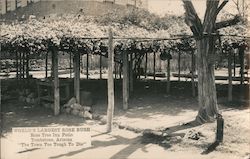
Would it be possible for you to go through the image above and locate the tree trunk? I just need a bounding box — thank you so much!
[183,0,240,124]
[196,38,219,124]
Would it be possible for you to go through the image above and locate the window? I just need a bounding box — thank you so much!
[16,0,22,8]
[6,0,11,12]
[103,0,115,4]
[28,0,34,4]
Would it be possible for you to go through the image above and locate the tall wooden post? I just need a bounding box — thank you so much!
[166,58,171,94]
[239,46,245,85]
[0,43,1,104]
[69,51,72,78]
[178,52,181,81]
[52,47,60,115]
[145,52,147,78]
[51,50,54,78]
[26,52,29,79]
[74,51,81,103]
[15,51,19,79]
[86,52,89,79]
[22,52,25,79]
[114,62,117,79]
[233,51,236,77]
[191,51,196,97]
[153,52,156,80]
[123,50,129,110]
[45,52,48,78]
[19,52,22,79]
[119,64,122,79]
[129,53,134,94]
[100,55,102,79]
[228,50,233,101]
[107,28,115,132]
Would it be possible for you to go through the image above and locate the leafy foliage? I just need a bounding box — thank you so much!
[97,8,189,31]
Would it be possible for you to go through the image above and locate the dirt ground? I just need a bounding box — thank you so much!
[1,86,249,159]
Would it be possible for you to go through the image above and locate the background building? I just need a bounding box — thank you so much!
[0,0,148,16]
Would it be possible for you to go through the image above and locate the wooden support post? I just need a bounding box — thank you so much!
[239,47,245,85]
[0,43,1,104]
[153,52,156,80]
[145,52,147,78]
[74,51,81,103]
[191,51,195,97]
[73,55,77,96]
[26,52,29,79]
[19,52,22,79]
[69,51,72,78]
[86,52,89,79]
[166,58,171,94]
[52,48,60,116]
[129,53,134,94]
[22,52,25,79]
[107,28,115,132]
[45,52,48,78]
[114,62,117,80]
[16,51,19,79]
[216,114,224,142]
[119,64,122,79]
[123,50,129,110]
[178,52,181,81]
[100,55,102,79]
[228,50,233,101]
[51,50,54,78]
[233,51,236,77]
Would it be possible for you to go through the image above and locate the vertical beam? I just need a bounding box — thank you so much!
[233,51,236,77]
[239,46,245,85]
[145,52,147,78]
[191,51,195,97]
[22,52,25,79]
[51,50,54,78]
[166,58,171,94]
[16,50,19,79]
[178,52,181,81]
[107,28,115,132]
[45,51,48,78]
[153,52,156,80]
[74,51,81,103]
[73,55,77,96]
[0,43,1,106]
[26,52,29,78]
[100,55,102,79]
[19,52,22,79]
[86,52,89,79]
[228,50,233,101]
[119,64,122,79]
[123,50,129,110]
[0,42,1,106]
[52,48,60,116]
[69,51,72,78]
[129,53,134,94]
[114,62,117,80]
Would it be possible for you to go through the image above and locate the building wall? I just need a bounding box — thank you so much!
[0,0,31,15]
[107,0,148,9]
[0,0,6,14]
[0,0,148,15]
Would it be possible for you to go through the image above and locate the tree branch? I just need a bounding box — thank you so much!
[203,0,220,32]
[215,15,241,30]
[182,0,203,36]
[216,0,229,15]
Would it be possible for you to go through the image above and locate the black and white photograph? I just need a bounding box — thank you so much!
[0,0,249,159]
